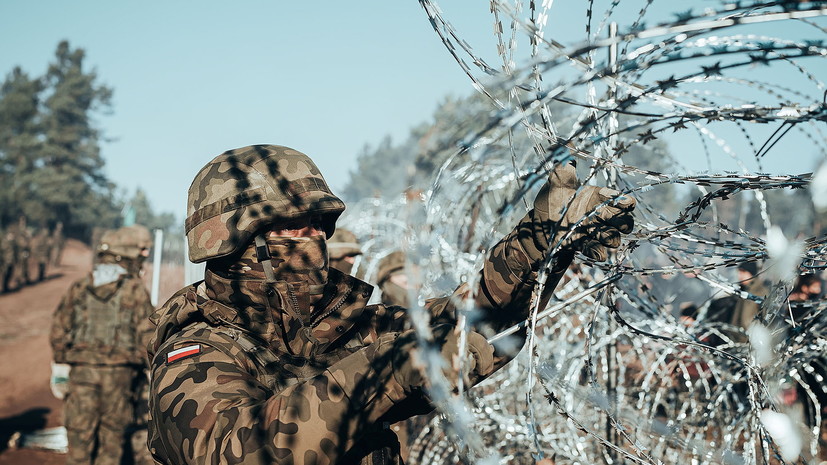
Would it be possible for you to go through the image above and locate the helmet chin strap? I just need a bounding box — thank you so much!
[253,233,299,321]
[254,234,277,284]
[253,233,327,317]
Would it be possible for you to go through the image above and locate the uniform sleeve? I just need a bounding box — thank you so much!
[130,281,157,366]
[419,213,571,380]
[473,217,570,329]
[422,214,569,329]
[736,300,760,329]
[50,281,81,363]
[150,338,408,465]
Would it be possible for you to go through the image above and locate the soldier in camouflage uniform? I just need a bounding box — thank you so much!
[327,228,362,276]
[147,144,636,465]
[0,227,14,293]
[51,225,156,465]
[30,227,52,282]
[51,221,66,267]
[11,216,32,287]
[375,251,409,308]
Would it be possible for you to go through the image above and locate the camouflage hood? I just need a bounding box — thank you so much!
[148,268,375,360]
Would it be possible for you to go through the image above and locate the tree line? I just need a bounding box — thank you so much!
[0,41,173,242]
[342,90,823,238]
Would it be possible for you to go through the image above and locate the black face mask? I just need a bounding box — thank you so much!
[211,235,329,290]
[263,235,329,289]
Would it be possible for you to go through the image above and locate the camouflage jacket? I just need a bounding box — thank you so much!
[0,229,13,270]
[13,225,31,257]
[51,272,155,366]
[147,220,564,465]
[30,229,52,264]
[731,279,768,330]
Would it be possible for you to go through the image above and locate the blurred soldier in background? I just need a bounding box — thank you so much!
[0,227,14,293]
[51,221,66,267]
[146,145,635,465]
[785,273,826,440]
[728,261,768,330]
[789,273,822,304]
[50,225,156,465]
[707,261,768,337]
[12,215,33,286]
[30,227,52,282]
[327,227,363,276]
[376,250,410,308]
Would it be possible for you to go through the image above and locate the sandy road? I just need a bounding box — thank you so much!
[0,239,91,464]
[0,239,184,465]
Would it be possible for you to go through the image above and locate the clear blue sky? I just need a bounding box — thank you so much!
[0,2,502,220]
[1,2,824,221]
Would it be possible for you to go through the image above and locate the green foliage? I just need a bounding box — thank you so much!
[341,93,509,200]
[127,188,178,232]
[0,41,172,241]
[341,135,418,200]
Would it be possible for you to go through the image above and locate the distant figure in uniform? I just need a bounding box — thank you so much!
[789,273,822,305]
[30,227,52,282]
[707,261,768,340]
[326,227,363,276]
[0,227,14,293]
[786,273,826,437]
[376,250,410,308]
[12,215,33,286]
[51,221,66,267]
[50,225,155,465]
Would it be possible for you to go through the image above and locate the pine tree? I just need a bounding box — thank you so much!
[128,188,177,231]
[33,41,118,237]
[0,67,42,227]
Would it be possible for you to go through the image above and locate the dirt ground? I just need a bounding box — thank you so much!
[0,239,183,465]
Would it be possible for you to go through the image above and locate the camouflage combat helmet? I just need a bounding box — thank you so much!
[185,145,346,263]
[98,225,153,259]
[327,228,361,260]
[376,250,406,285]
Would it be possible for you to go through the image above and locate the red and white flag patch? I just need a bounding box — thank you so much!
[166,344,201,364]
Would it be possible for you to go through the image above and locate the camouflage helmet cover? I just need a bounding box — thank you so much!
[376,250,406,285]
[98,224,153,259]
[327,228,361,260]
[186,145,345,263]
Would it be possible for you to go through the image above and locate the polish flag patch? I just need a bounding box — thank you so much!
[166,344,201,364]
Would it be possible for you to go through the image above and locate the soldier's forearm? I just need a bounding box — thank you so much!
[475,215,573,330]
[49,327,71,357]
[52,351,67,363]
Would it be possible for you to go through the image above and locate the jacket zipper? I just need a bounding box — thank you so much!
[310,287,352,328]
[286,284,301,318]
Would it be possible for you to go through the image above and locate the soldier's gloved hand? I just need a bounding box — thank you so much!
[372,325,495,398]
[50,362,71,399]
[529,163,636,261]
[431,324,495,388]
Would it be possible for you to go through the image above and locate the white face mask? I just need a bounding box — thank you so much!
[91,263,127,287]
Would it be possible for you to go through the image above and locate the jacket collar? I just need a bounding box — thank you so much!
[200,268,373,357]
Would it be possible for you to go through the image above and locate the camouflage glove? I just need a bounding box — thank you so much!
[527,163,636,262]
[374,325,495,398]
[432,324,495,388]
